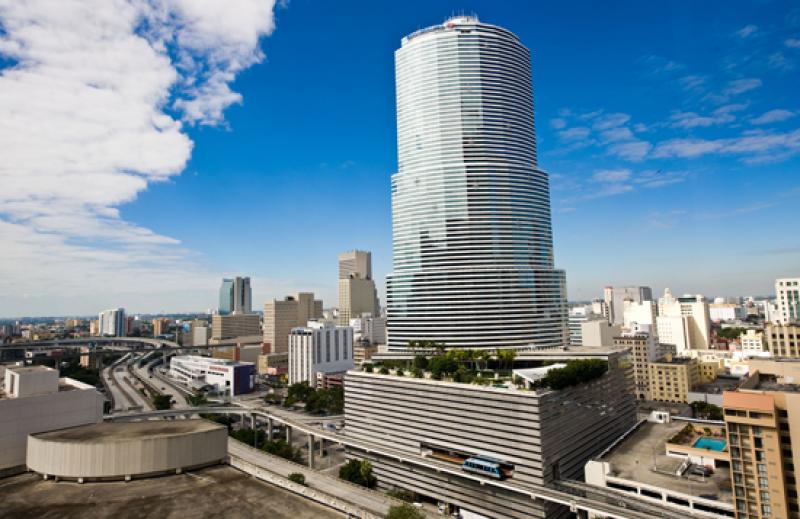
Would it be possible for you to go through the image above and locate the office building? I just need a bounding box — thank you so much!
[352,343,378,364]
[168,355,255,396]
[580,319,622,347]
[257,352,288,376]
[775,278,800,324]
[657,315,692,355]
[338,250,379,325]
[288,321,354,387]
[765,323,800,358]
[344,349,636,519]
[219,276,252,315]
[385,16,568,351]
[263,292,323,354]
[211,341,268,364]
[339,250,373,280]
[659,289,711,350]
[622,300,657,331]
[614,332,659,400]
[0,365,104,476]
[723,367,800,519]
[568,306,601,346]
[603,286,653,326]
[98,308,125,337]
[350,316,386,345]
[211,313,261,340]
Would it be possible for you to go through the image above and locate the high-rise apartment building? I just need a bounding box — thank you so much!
[603,286,653,326]
[263,292,323,354]
[385,16,568,351]
[775,278,800,324]
[614,332,660,400]
[218,276,252,315]
[723,368,800,519]
[338,250,379,325]
[98,308,125,337]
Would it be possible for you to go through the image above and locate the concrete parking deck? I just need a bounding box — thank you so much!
[0,465,342,519]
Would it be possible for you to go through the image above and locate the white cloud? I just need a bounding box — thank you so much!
[558,127,591,141]
[669,104,747,129]
[736,25,758,38]
[550,118,567,129]
[0,0,278,316]
[592,169,631,183]
[678,74,707,92]
[608,140,652,161]
[768,52,795,72]
[787,38,800,48]
[653,129,800,162]
[751,109,796,125]
[723,78,762,96]
[592,112,631,130]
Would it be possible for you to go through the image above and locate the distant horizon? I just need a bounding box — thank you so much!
[1,1,798,316]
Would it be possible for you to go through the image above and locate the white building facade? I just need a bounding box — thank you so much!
[288,321,354,387]
[168,355,255,396]
[385,16,568,351]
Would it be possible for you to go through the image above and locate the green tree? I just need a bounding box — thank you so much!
[287,381,315,402]
[412,355,428,370]
[379,366,390,375]
[496,349,517,371]
[288,472,306,486]
[386,503,425,519]
[363,363,374,373]
[339,459,377,488]
[187,394,208,406]
[152,394,172,410]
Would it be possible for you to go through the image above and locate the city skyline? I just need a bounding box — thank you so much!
[1,0,799,317]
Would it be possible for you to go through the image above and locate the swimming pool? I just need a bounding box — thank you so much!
[694,437,727,451]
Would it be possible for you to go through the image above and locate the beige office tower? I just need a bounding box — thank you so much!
[263,292,323,354]
[338,250,379,325]
[724,367,800,519]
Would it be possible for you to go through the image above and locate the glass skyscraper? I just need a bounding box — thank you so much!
[218,276,251,315]
[386,16,568,351]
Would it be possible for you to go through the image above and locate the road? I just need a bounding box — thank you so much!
[102,354,152,412]
[131,355,189,409]
[228,438,412,518]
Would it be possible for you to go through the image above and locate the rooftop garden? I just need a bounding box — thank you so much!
[361,347,609,391]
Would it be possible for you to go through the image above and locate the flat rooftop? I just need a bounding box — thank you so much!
[33,419,223,442]
[755,374,800,393]
[600,421,732,502]
[7,365,54,373]
[692,376,742,395]
[0,465,340,519]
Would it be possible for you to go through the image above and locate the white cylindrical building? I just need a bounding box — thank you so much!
[386,16,568,351]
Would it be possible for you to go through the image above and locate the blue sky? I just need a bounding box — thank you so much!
[1,0,798,316]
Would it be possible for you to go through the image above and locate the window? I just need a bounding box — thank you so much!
[758,464,768,475]
[759,477,769,489]
[760,491,770,502]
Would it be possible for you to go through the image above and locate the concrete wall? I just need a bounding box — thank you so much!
[27,425,227,480]
[0,379,104,472]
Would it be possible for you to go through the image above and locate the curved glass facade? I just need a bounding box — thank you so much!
[386,16,568,351]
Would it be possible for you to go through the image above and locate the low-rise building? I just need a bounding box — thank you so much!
[209,336,267,364]
[168,355,255,396]
[648,355,720,404]
[288,321,353,387]
[353,342,378,364]
[585,420,734,518]
[0,365,105,476]
[740,329,766,356]
[256,352,288,376]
